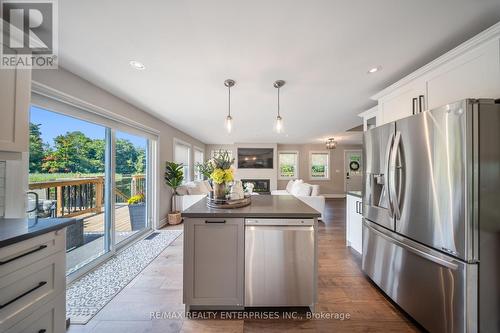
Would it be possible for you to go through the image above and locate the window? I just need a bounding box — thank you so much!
[278,151,299,180]
[309,151,330,180]
[174,139,191,182]
[194,147,205,181]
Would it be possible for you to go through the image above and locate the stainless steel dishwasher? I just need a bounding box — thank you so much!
[245,218,315,307]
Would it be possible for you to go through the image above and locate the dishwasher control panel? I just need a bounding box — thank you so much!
[245,218,315,226]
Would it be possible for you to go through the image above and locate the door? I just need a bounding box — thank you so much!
[362,220,477,333]
[345,150,362,192]
[183,218,244,306]
[363,122,395,230]
[392,100,470,261]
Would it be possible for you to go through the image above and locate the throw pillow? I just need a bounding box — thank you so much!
[285,179,295,193]
[295,183,312,196]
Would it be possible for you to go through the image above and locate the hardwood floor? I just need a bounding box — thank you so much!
[68,198,422,333]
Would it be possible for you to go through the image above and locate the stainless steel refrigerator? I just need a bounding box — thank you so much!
[362,99,500,333]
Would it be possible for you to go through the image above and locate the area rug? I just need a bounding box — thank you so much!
[66,230,183,324]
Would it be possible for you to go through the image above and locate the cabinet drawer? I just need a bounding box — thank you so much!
[5,292,65,333]
[0,252,65,331]
[0,231,65,279]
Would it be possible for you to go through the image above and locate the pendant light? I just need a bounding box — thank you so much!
[326,138,337,149]
[224,79,235,133]
[274,80,285,133]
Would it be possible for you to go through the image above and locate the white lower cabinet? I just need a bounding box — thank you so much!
[0,230,67,333]
[346,194,363,254]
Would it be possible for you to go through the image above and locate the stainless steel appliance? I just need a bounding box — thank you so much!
[245,218,315,307]
[362,99,500,332]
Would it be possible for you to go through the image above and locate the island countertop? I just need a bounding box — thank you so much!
[181,194,321,218]
[0,217,77,248]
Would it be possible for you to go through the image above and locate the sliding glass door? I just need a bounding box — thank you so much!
[28,105,153,276]
[114,131,149,245]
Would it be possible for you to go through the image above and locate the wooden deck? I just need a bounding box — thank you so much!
[81,204,134,232]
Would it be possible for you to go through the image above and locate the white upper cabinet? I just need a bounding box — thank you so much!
[0,53,31,154]
[372,22,500,126]
[426,38,500,110]
[377,79,426,126]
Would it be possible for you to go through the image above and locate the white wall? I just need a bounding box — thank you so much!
[205,143,278,191]
[32,68,206,227]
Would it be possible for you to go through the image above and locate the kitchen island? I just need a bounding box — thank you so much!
[181,195,321,311]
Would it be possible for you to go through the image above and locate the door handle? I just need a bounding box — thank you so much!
[384,132,395,217]
[412,98,418,115]
[0,245,47,265]
[418,95,425,113]
[389,131,402,220]
[355,201,359,214]
[0,281,47,309]
[205,220,226,224]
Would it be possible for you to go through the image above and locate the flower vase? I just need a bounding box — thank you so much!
[213,183,226,200]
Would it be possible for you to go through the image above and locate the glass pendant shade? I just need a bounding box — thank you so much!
[275,115,283,133]
[225,115,233,133]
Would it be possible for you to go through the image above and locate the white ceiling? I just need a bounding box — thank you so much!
[58,0,500,144]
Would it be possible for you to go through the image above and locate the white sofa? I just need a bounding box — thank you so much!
[271,179,325,219]
[175,180,211,211]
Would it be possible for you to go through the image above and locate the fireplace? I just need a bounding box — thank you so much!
[242,179,270,194]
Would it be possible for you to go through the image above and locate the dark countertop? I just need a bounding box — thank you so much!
[0,217,77,248]
[347,191,362,198]
[182,195,321,218]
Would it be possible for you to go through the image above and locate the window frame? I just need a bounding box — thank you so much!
[278,150,299,180]
[173,138,192,183]
[309,150,330,180]
[193,146,205,181]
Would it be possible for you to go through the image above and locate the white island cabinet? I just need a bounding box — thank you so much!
[346,192,363,255]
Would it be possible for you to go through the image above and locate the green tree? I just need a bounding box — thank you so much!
[29,123,45,173]
[116,139,138,175]
[134,147,146,174]
[42,131,92,173]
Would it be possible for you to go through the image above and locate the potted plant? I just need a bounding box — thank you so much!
[210,151,235,199]
[127,193,146,231]
[165,161,184,224]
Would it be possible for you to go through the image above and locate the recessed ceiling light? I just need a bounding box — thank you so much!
[129,60,145,70]
[367,66,381,74]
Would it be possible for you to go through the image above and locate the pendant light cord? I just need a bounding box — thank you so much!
[228,85,231,117]
[277,87,280,117]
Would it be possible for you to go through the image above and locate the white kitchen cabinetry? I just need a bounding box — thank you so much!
[372,23,500,125]
[377,79,426,126]
[426,38,500,110]
[346,193,362,254]
[0,62,31,154]
[0,230,67,333]
[358,105,379,131]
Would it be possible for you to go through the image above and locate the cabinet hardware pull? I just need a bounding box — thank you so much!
[412,98,418,115]
[205,220,226,224]
[0,281,47,309]
[355,202,359,214]
[0,245,47,265]
[418,95,425,113]
[39,330,46,333]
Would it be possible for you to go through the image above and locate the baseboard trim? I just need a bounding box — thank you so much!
[323,194,347,198]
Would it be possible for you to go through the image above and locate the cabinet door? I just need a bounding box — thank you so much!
[184,218,244,306]
[345,195,356,247]
[379,80,426,125]
[351,200,363,254]
[0,57,31,153]
[426,38,500,110]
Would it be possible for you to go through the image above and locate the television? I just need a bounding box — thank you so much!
[237,148,274,169]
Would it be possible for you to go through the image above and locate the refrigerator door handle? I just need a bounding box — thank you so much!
[384,132,395,217]
[389,131,402,220]
[364,220,459,270]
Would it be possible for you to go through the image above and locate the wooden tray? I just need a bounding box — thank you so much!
[207,196,251,209]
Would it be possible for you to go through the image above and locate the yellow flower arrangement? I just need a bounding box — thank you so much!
[210,168,234,184]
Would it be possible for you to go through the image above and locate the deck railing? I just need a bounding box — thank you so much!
[29,174,145,217]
